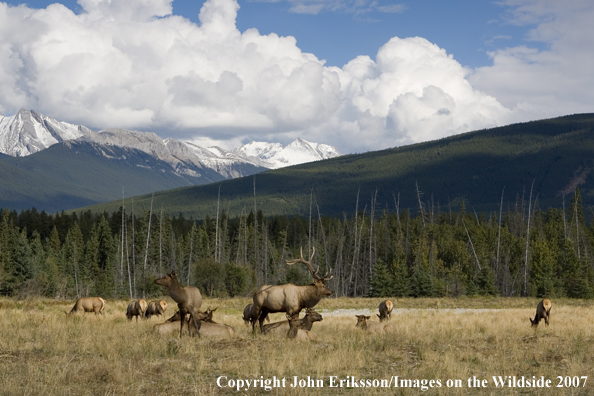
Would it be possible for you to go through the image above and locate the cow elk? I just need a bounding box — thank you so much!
[530,298,552,328]
[66,297,106,316]
[126,299,148,322]
[158,309,234,337]
[252,247,333,332]
[155,270,202,338]
[377,300,394,322]
[262,308,323,336]
[287,314,317,341]
[144,300,168,319]
[355,315,397,334]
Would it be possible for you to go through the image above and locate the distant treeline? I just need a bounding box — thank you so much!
[1,187,593,299]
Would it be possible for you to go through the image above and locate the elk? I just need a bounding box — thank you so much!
[153,310,207,336]
[159,309,234,337]
[242,303,269,327]
[286,314,317,341]
[355,315,397,334]
[66,297,106,316]
[252,247,333,332]
[154,270,202,338]
[377,300,394,322]
[262,308,323,336]
[126,299,148,322]
[530,298,552,328]
[144,300,168,319]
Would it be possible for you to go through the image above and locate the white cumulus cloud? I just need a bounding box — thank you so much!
[2,0,588,154]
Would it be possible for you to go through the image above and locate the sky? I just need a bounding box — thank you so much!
[1,0,593,154]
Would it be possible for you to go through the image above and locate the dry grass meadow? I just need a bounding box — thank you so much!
[0,296,593,395]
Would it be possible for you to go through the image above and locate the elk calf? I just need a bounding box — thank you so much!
[355,315,396,334]
[530,298,552,328]
[243,303,270,327]
[66,297,106,316]
[126,299,148,321]
[262,308,323,336]
[377,300,394,322]
[145,300,168,319]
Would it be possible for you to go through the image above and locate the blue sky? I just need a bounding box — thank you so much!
[1,0,593,153]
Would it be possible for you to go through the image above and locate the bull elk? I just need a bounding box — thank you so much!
[144,300,168,319]
[126,299,148,322]
[355,315,397,334]
[252,247,333,332]
[530,298,552,328]
[155,270,202,338]
[66,297,105,316]
[262,308,323,336]
[377,300,394,322]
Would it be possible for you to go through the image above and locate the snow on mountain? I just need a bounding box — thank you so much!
[233,138,341,169]
[0,109,90,156]
[0,109,342,179]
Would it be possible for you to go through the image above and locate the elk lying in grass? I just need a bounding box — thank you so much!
[377,300,394,322]
[530,298,552,328]
[153,311,206,336]
[262,308,323,336]
[252,247,333,332]
[286,314,317,341]
[355,315,397,334]
[66,297,106,316]
[155,270,202,338]
[243,303,269,327]
[154,308,234,337]
[144,300,168,319]
[126,299,148,322]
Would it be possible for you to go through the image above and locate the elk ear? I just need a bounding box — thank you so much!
[365,315,371,320]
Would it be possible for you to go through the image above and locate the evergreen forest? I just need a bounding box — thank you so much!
[1,186,593,300]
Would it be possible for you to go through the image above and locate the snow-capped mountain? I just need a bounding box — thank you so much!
[0,109,342,179]
[0,109,91,156]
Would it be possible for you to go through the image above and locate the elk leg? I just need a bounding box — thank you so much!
[179,309,187,338]
[258,308,269,333]
[189,312,201,338]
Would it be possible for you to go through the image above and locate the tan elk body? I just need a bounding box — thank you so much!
[154,309,234,337]
[530,298,552,328]
[145,300,168,319]
[377,300,394,322]
[355,315,397,334]
[262,308,323,336]
[126,299,148,321]
[155,270,202,338]
[287,315,317,341]
[66,297,105,316]
[252,247,333,332]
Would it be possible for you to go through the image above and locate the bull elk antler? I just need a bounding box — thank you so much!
[285,247,333,282]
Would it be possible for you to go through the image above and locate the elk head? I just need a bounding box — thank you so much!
[286,247,333,296]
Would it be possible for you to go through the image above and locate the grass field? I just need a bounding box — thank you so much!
[0,297,593,395]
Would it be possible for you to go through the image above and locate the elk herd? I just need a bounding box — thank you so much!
[63,247,554,339]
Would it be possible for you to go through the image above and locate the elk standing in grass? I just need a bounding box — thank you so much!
[377,300,393,322]
[155,270,202,338]
[243,303,269,327]
[126,299,148,322]
[252,247,333,332]
[66,297,106,316]
[530,298,552,328]
[263,308,323,336]
[355,315,397,334]
[144,300,168,319]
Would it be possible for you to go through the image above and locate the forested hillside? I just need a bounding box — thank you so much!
[81,113,594,219]
[1,186,592,299]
